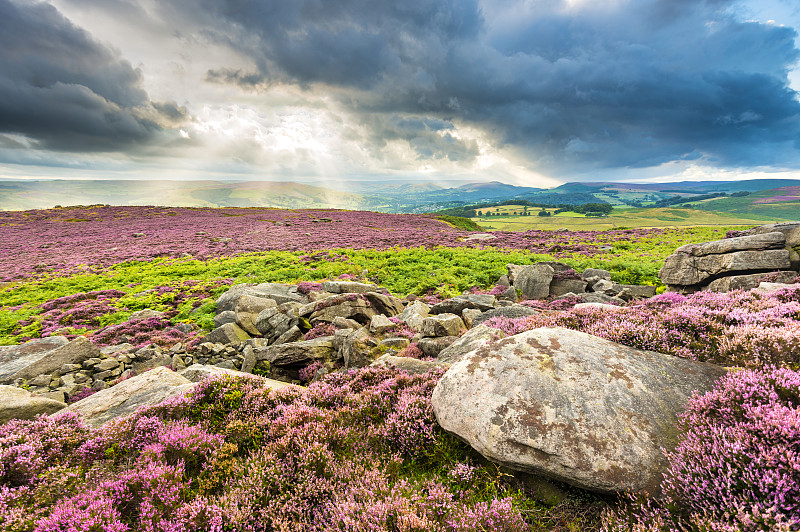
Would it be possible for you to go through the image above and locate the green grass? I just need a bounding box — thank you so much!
[435,214,484,231]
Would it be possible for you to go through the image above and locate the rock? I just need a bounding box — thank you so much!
[129,309,165,321]
[95,358,120,372]
[235,295,278,336]
[582,268,611,284]
[202,323,251,345]
[2,337,99,384]
[371,355,443,374]
[241,345,256,373]
[436,324,505,365]
[380,338,410,349]
[497,274,511,287]
[171,354,187,371]
[0,337,70,384]
[573,302,621,311]
[675,231,786,256]
[0,385,66,423]
[538,261,572,272]
[431,327,727,495]
[573,292,626,306]
[307,294,378,324]
[216,283,305,312]
[514,264,555,300]
[255,337,336,367]
[363,292,405,317]
[396,300,431,331]
[429,295,496,315]
[340,327,373,369]
[471,305,539,328]
[418,336,457,358]
[755,281,799,294]
[132,354,173,374]
[255,308,297,342]
[214,360,236,370]
[549,279,587,297]
[333,316,362,330]
[706,271,799,292]
[591,279,616,293]
[58,363,82,375]
[178,364,296,391]
[369,314,395,334]
[463,233,496,241]
[461,308,482,328]
[63,367,194,427]
[272,326,303,345]
[613,284,657,301]
[39,390,67,403]
[661,249,791,287]
[321,280,380,294]
[421,314,464,337]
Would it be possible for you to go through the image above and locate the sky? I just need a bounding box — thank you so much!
[0,0,799,189]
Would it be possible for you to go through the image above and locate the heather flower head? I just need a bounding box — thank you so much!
[304,322,336,340]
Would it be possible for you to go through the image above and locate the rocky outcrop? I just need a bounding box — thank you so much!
[0,336,69,384]
[63,367,195,427]
[660,226,800,292]
[0,385,66,424]
[706,271,799,292]
[2,337,99,384]
[431,327,727,495]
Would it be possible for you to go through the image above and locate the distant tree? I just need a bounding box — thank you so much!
[538,209,551,217]
[476,211,483,216]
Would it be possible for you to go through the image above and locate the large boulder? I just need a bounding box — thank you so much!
[436,324,505,365]
[2,337,99,384]
[432,327,727,495]
[216,283,305,312]
[395,300,431,331]
[235,295,278,336]
[202,323,251,345]
[321,280,380,294]
[363,292,405,317]
[0,385,66,424]
[421,314,464,337]
[339,327,373,369]
[549,279,587,297]
[178,364,297,392]
[371,355,444,375]
[62,367,194,427]
[513,264,555,300]
[429,295,496,315]
[304,294,378,324]
[0,336,69,384]
[706,271,799,292]
[255,308,297,342]
[255,337,336,367]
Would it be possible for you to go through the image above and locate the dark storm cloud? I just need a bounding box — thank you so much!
[177,0,800,172]
[0,0,182,152]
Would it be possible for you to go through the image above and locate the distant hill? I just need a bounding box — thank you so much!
[694,185,800,220]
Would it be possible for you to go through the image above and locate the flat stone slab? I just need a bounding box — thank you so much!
[0,385,66,424]
[2,337,99,384]
[179,364,296,391]
[660,249,791,286]
[0,337,69,384]
[432,327,727,495]
[674,231,785,257]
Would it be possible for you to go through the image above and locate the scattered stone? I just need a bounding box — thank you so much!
[432,327,727,495]
[471,305,539,328]
[321,280,380,294]
[371,355,443,374]
[132,354,173,374]
[340,328,373,369]
[463,233,496,241]
[513,264,555,300]
[461,308,482,328]
[308,294,378,324]
[272,326,303,345]
[706,271,798,292]
[171,354,187,371]
[582,268,612,284]
[214,360,236,370]
[332,316,362,330]
[549,279,588,297]
[241,345,256,373]
[235,295,278,336]
[380,338,410,349]
[0,385,66,423]
[363,292,405,317]
[255,337,336,367]
[756,281,799,294]
[614,284,657,301]
[63,367,195,427]
[396,300,430,331]
[95,358,121,372]
[573,302,621,311]
[369,314,395,335]
[203,323,251,345]
[129,309,165,321]
[2,337,100,384]
[418,336,457,358]
[421,314,464,337]
[255,308,297,342]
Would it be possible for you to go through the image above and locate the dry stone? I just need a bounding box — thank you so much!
[4,337,99,384]
[0,337,69,384]
[421,314,464,337]
[363,292,405,317]
[706,271,798,292]
[369,314,394,334]
[255,337,336,367]
[513,264,555,300]
[0,385,66,424]
[203,323,251,345]
[371,355,443,375]
[308,295,377,324]
[436,324,504,365]
[432,327,727,495]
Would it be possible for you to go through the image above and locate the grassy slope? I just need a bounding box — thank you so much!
[695,187,800,220]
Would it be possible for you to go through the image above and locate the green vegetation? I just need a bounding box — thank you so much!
[435,215,484,231]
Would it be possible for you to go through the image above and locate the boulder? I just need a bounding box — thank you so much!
[756,281,800,294]
[241,345,256,373]
[674,231,786,256]
[63,367,194,427]
[471,306,539,328]
[660,249,791,287]
[255,308,297,342]
[613,284,657,301]
[0,336,69,384]
[4,337,99,384]
[216,283,305,312]
[513,264,555,300]
[214,310,237,328]
[736,222,800,249]
[371,355,443,375]
[429,295,496,315]
[380,338,410,349]
[369,314,394,335]
[395,300,430,331]
[432,327,727,495]
[321,280,380,294]
[573,292,625,306]
[255,337,336,367]
[421,314,464,337]
[307,295,378,324]
[436,324,505,365]
[363,292,405,317]
[706,271,798,292]
[179,364,261,382]
[202,323,251,345]
[272,326,303,346]
[129,309,165,320]
[549,279,587,297]
[340,327,373,369]
[581,268,611,284]
[0,385,66,424]
[418,336,457,358]
[461,308,482,328]
[235,295,278,336]
[573,302,621,311]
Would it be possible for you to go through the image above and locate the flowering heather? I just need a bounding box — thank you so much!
[0,205,705,281]
[604,366,800,531]
[487,285,800,368]
[303,322,336,340]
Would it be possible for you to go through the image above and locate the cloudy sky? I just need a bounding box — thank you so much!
[1,0,799,188]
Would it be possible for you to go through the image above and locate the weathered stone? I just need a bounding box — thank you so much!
[0,338,71,384]
[738,222,800,249]
[591,279,615,293]
[332,316,362,329]
[756,281,800,294]
[573,302,621,311]
[380,337,410,349]
[340,327,373,369]
[436,324,505,365]
[675,231,786,257]
[58,363,82,375]
[463,233,496,241]
[430,294,496,315]
[471,306,539,328]
[572,292,626,306]
[39,390,67,403]
[431,327,727,494]
[332,328,354,352]
[613,284,657,301]
[129,309,165,321]
[549,279,588,297]
[308,291,336,301]
[132,354,173,374]
[272,326,303,345]
[461,308,482,328]
[582,268,611,284]
[241,345,256,373]
[171,354,187,371]
[0,385,66,423]
[395,300,430,331]
[496,274,511,287]
[513,264,555,300]
[371,355,443,374]
[321,280,380,294]
[214,360,236,370]
[235,295,279,335]
[660,249,791,286]
[706,271,799,292]
[255,308,297,342]
[421,314,464,337]
[29,374,52,387]
[95,358,121,372]
[418,336,457,357]
[364,292,405,317]
[202,323,251,345]
[369,314,395,335]
[63,367,195,427]
[255,337,336,366]
[2,337,99,384]
[216,283,305,312]
[308,294,378,324]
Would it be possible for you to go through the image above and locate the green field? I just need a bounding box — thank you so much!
[472,205,775,230]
